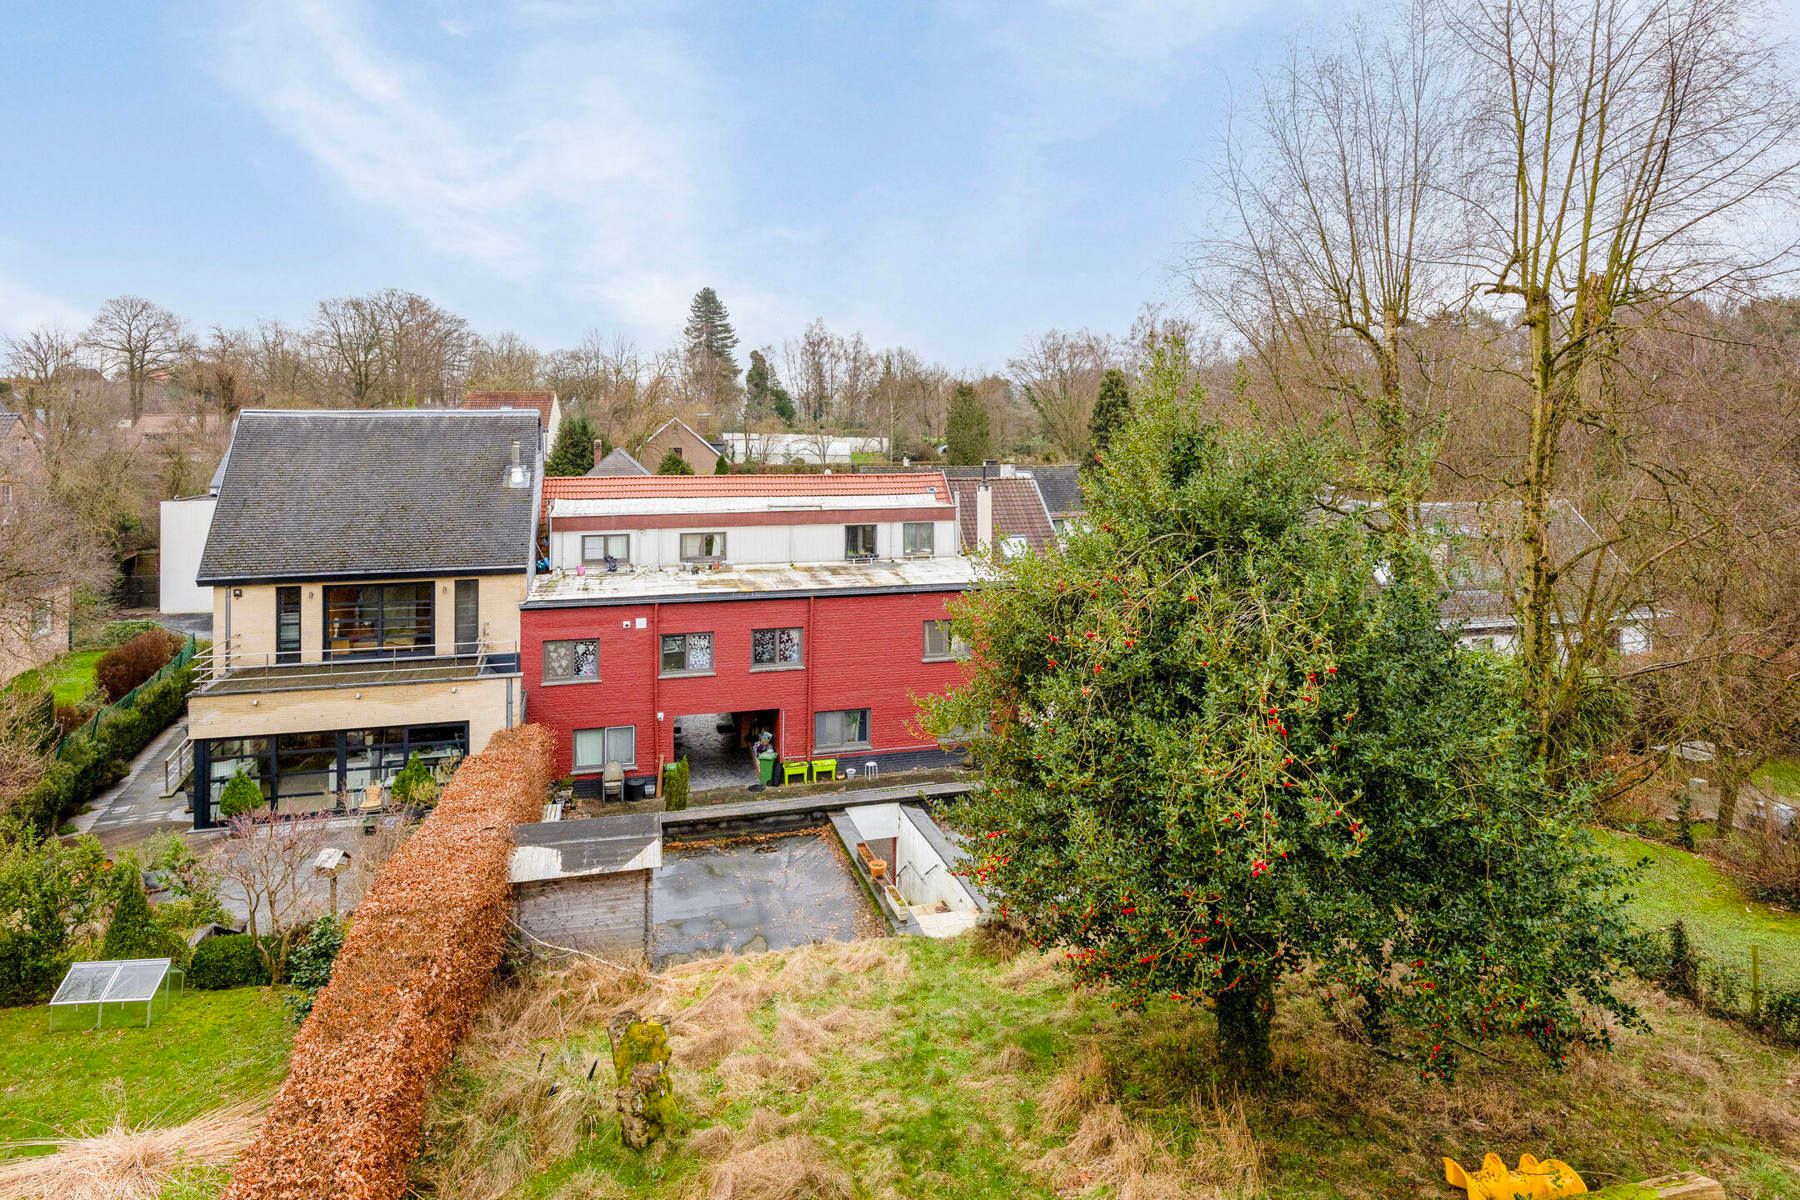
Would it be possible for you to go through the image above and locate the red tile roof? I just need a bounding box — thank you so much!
[461,390,556,423]
[944,476,1056,554]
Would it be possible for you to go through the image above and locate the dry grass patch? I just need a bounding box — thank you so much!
[0,1102,262,1200]
[693,1135,852,1200]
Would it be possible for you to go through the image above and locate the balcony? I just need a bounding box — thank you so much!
[193,641,521,696]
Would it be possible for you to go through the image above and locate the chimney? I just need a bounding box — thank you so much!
[505,439,530,489]
[976,475,994,552]
[593,436,606,466]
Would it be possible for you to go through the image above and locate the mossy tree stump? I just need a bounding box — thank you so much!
[607,1009,675,1149]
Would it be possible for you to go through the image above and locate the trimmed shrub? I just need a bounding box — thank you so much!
[189,932,274,990]
[284,915,345,1021]
[388,752,438,810]
[95,629,183,703]
[227,725,554,1200]
[217,769,265,820]
[100,870,167,961]
[663,757,690,810]
[656,449,696,475]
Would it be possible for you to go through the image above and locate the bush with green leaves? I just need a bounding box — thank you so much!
[389,752,439,809]
[188,932,274,990]
[922,349,1639,1080]
[0,818,109,1005]
[284,914,345,1021]
[217,768,266,820]
[545,414,597,477]
[663,758,690,810]
[100,868,176,962]
[657,449,696,476]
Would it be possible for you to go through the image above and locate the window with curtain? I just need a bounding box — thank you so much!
[814,708,871,749]
[680,532,726,561]
[903,522,934,556]
[751,627,803,668]
[582,534,629,567]
[573,725,636,770]
[543,638,599,682]
[660,632,714,674]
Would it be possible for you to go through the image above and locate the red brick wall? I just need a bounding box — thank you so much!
[521,590,968,776]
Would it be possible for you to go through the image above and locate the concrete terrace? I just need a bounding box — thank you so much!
[525,555,983,606]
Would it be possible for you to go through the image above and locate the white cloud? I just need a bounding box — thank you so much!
[211,0,777,343]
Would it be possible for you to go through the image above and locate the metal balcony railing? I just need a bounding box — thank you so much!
[192,641,521,695]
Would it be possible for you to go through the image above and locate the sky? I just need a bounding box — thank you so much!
[0,0,1337,370]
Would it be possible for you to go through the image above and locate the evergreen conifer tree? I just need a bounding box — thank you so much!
[657,449,696,476]
[945,382,991,466]
[683,288,741,416]
[1087,368,1131,462]
[545,414,597,476]
[101,868,165,961]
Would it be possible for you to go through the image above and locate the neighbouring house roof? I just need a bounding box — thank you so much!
[639,416,725,458]
[1405,498,1643,629]
[510,812,662,882]
[1024,465,1084,517]
[197,408,541,584]
[0,412,22,435]
[944,476,1057,556]
[525,554,981,607]
[586,447,651,477]
[461,389,557,424]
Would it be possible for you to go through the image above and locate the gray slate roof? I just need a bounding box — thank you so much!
[197,409,540,584]
[586,447,651,477]
[1025,465,1083,516]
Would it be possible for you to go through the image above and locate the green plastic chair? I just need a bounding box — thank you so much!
[782,760,810,786]
[810,757,838,782]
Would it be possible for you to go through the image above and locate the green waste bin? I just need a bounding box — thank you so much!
[757,750,777,785]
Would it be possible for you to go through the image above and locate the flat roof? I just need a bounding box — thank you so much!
[525,555,983,607]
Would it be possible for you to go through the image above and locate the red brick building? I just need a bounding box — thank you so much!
[522,473,978,788]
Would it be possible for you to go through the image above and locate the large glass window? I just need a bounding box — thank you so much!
[680,532,726,562]
[454,579,479,653]
[276,587,301,664]
[903,522,934,557]
[274,731,338,812]
[751,627,802,669]
[845,524,877,558]
[660,632,714,675]
[582,534,630,568]
[815,708,871,750]
[323,582,434,658]
[573,725,637,771]
[543,638,599,682]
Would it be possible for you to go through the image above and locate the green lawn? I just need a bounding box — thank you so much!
[1756,756,1800,801]
[1594,827,1800,989]
[418,936,1800,1200]
[5,649,104,707]
[0,987,293,1148]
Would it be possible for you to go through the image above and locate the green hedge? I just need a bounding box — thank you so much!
[1630,920,1800,1046]
[11,665,192,830]
[189,933,274,990]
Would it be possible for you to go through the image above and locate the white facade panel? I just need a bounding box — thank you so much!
[549,519,958,571]
[158,496,217,614]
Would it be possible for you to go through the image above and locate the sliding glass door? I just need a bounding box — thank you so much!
[323,582,434,659]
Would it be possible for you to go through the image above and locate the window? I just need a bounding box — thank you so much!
[543,638,598,682]
[582,534,629,568]
[660,632,714,675]
[573,725,637,771]
[903,522,934,557]
[323,582,434,658]
[845,524,877,558]
[454,579,479,653]
[681,532,726,561]
[29,599,54,640]
[752,627,803,669]
[815,708,871,750]
[275,587,301,663]
[1000,535,1028,560]
[923,620,968,661]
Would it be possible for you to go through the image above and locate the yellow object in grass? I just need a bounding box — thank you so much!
[1444,1152,1587,1199]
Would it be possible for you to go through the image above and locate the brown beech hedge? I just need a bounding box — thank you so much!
[225,724,554,1200]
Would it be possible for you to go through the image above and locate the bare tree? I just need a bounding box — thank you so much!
[1193,4,1454,511]
[309,296,384,406]
[212,812,329,983]
[1451,0,1800,770]
[1008,329,1118,459]
[4,327,83,401]
[468,331,544,390]
[82,296,188,422]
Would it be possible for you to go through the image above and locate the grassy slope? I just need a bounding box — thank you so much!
[5,649,104,707]
[417,937,1800,1200]
[0,987,292,1148]
[1757,757,1800,801]
[1595,828,1800,989]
